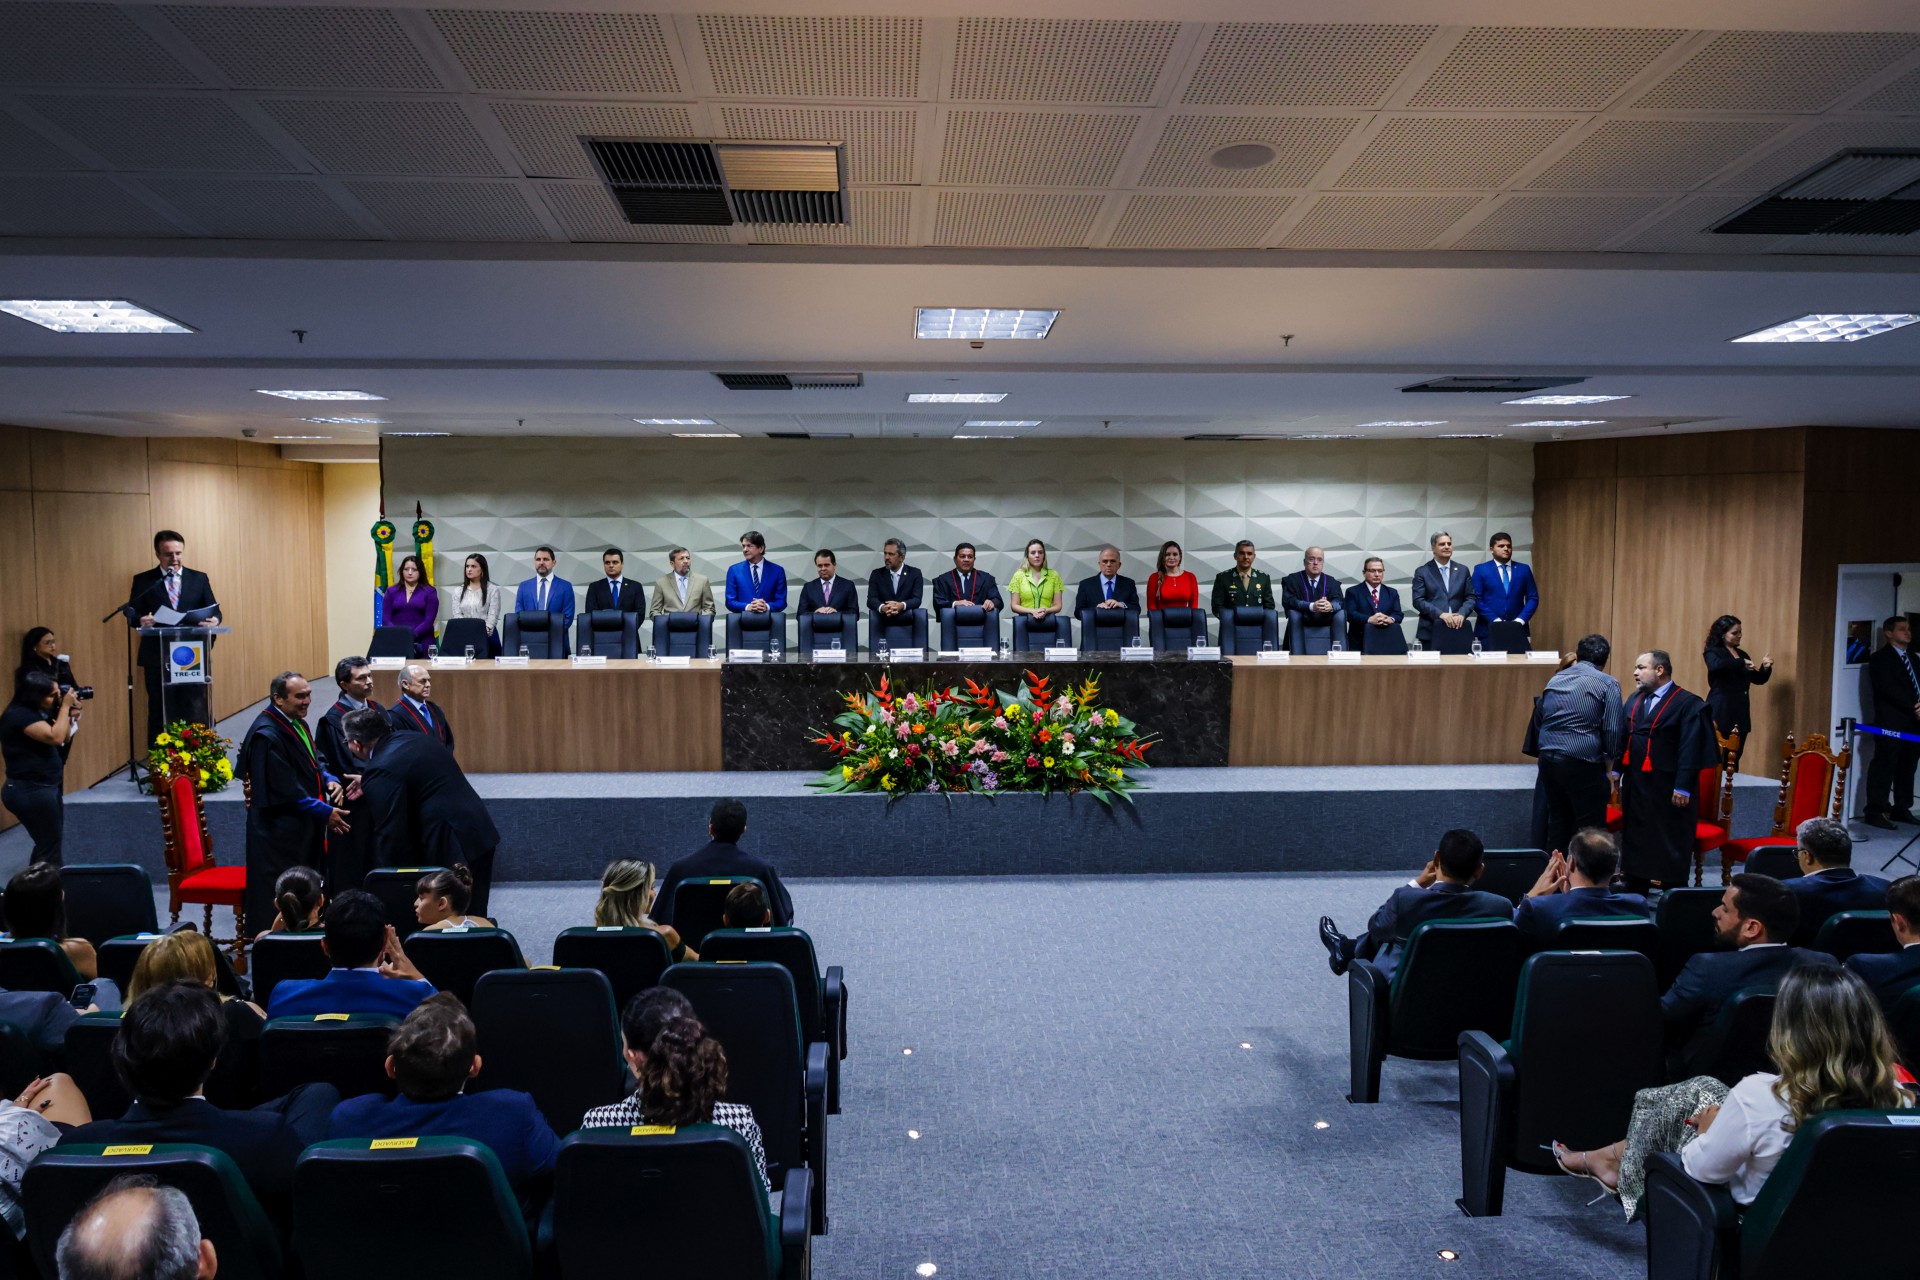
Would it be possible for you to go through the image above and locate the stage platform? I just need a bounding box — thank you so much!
[2,765,1785,882]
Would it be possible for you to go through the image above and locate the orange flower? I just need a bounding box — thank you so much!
[1036,727,1053,744]
[912,723,927,735]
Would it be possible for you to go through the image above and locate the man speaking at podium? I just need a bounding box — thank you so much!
[128,530,219,745]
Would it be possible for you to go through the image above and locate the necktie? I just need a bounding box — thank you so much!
[608,579,619,600]
[960,573,970,598]
[1903,650,1920,698]
[752,564,761,590]
[677,576,687,605]
[537,577,547,611]
[166,571,179,609]
[1371,587,1379,609]
[1103,578,1112,600]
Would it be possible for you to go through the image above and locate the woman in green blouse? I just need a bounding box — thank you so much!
[1008,539,1065,621]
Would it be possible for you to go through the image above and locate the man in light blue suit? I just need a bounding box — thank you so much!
[512,545,575,655]
[724,529,788,614]
[1470,531,1538,643]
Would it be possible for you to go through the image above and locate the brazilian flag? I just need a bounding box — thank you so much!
[371,518,397,626]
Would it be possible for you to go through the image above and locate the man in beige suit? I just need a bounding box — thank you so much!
[649,546,716,615]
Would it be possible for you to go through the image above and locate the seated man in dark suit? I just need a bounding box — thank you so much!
[1318,829,1512,980]
[1512,827,1649,950]
[1845,873,1920,1006]
[931,543,1002,615]
[60,980,338,1223]
[1785,815,1889,945]
[388,664,454,751]
[1072,546,1140,618]
[265,889,436,1019]
[1662,874,1838,1077]
[1280,546,1345,651]
[797,548,860,620]
[867,537,925,623]
[583,546,646,617]
[56,1178,217,1280]
[1342,557,1404,650]
[0,986,90,1057]
[653,797,794,929]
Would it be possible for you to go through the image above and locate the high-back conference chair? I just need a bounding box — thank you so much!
[1218,606,1279,655]
[501,609,566,658]
[798,612,857,656]
[727,611,787,655]
[652,612,714,658]
[439,617,490,658]
[576,608,639,659]
[1148,607,1207,652]
[868,607,926,654]
[1077,606,1140,653]
[367,625,414,660]
[938,605,997,651]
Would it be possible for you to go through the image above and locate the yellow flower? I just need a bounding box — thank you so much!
[155,733,174,747]
[1043,756,1055,768]
[215,758,233,778]
[880,774,896,791]
[1104,709,1119,726]
[197,769,209,784]
[842,764,853,780]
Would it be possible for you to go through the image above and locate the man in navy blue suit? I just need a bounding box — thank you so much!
[1785,816,1889,945]
[1342,556,1404,651]
[1072,546,1141,615]
[725,530,788,615]
[1318,829,1512,981]
[1469,531,1538,644]
[867,537,925,620]
[1512,828,1648,950]
[266,889,437,1019]
[797,549,860,617]
[1280,546,1344,653]
[653,798,794,928]
[1846,874,1920,1005]
[512,546,574,656]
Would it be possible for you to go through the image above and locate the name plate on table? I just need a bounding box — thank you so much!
[1188,646,1222,661]
[368,656,406,670]
[958,647,997,661]
[888,647,925,662]
[1255,650,1290,662]
[654,656,691,668]
[495,655,529,667]
[1120,646,1155,661]
[1328,649,1362,663]
[812,649,847,664]
[1045,647,1079,662]
[1526,650,1562,663]
[430,655,469,667]
[728,650,762,664]
[571,655,609,667]
[1472,650,1510,662]
[1407,650,1441,663]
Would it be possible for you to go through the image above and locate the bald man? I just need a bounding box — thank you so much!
[56,1175,217,1280]
[1281,547,1346,654]
[387,664,454,751]
[1073,546,1139,615]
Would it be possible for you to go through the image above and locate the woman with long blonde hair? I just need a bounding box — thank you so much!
[593,859,693,960]
[127,930,267,1105]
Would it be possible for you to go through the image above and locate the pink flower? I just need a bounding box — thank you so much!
[941,740,960,757]
[992,716,1008,731]
[1025,754,1039,767]
[969,739,990,755]
[991,750,1008,763]
[876,707,896,725]
[903,694,921,713]
[895,724,911,740]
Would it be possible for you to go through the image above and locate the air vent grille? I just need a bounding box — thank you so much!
[585,137,845,226]
[1713,149,1920,237]
[1402,376,1584,393]
[587,138,720,186]
[713,372,864,390]
[790,372,863,389]
[730,189,841,224]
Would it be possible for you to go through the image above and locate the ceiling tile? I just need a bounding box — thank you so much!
[538,181,729,242]
[1853,66,1920,113]
[0,3,202,87]
[490,102,696,179]
[719,105,916,184]
[1182,23,1436,108]
[1527,120,1791,190]
[1107,194,1292,248]
[952,19,1179,105]
[344,178,548,240]
[1406,27,1687,110]
[161,5,443,90]
[1615,193,1782,253]
[22,94,292,171]
[939,109,1138,186]
[1633,31,1920,112]
[932,191,1103,247]
[1138,114,1360,188]
[1716,120,1920,191]
[1452,194,1669,250]
[0,110,88,170]
[697,16,921,99]
[742,188,911,245]
[259,98,508,176]
[429,10,680,94]
[136,175,366,238]
[1281,194,1481,248]
[0,174,186,235]
[1335,117,1579,188]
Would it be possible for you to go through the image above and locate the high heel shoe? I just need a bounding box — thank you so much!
[1546,1142,1620,1205]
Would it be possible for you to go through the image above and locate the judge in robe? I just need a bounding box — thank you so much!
[316,656,381,898]
[1279,546,1345,651]
[388,664,454,751]
[343,707,498,917]
[238,672,347,932]
[1618,648,1716,892]
[931,543,1003,614]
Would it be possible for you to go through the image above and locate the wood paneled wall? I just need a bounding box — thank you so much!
[0,429,326,826]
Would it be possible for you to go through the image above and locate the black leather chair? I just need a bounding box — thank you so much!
[869,607,926,654]
[652,611,714,658]
[0,1020,40,1098]
[0,938,82,996]
[294,1138,532,1280]
[1431,623,1475,655]
[1148,607,1207,652]
[471,968,626,1138]
[1552,917,1662,965]
[1360,623,1409,655]
[95,932,165,993]
[1645,1109,1920,1280]
[701,928,847,1114]
[550,926,674,1015]
[555,1127,813,1280]
[249,932,330,1008]
[663,962,829,1234]
[1744,846,1800,880]
[1076,606,1140,652]
[364,866,443,940]
[1217,606,1280,654]
[1011,615,1070,651]
[575,608,639,659]
[671,876,766,953]
[727,610,787,656]
[25,1144,282,1280]
[1698,986,1776,1087]
[1347,919,1522,1104]
[1456,950,1665,1216]
[1284,605,1345,655]
[938,605,998,651]
[1476,849,1548,906]
[798,611,857,656]
[501,609,567,659]
[63,1011,131,1121]
[1655,887,1725,988]
[1486,620,1531,654]
[1812,910,1898,962]
[259,1014,399,1100]
[368,625,414,660]
[439,617,490,658]
[58,865,157,945]
[406,928,526,1008]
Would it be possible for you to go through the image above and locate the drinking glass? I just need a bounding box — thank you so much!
[878,638,890,662]
[1470,640,1483,658]
[1261,640,1275,654]
[463,644,475,661]
[427,643,438,661]
[769,638,782,661]
[580,644,592,659]
[1328,640,1343,654]
[830,639,842,652]
[1410,640,1423,654]
[518,645,529,660]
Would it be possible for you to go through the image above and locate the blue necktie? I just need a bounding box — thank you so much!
[1104,578,1112,600]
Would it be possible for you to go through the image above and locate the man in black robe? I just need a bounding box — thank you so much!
[1618,649,1716,892]
[316,655,382,899]
[342,707,498,917]
[238,672,347,931]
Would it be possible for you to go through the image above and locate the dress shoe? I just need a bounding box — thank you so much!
[1891,810,1919,826]
[1319,915,1350,976]
[1866,813,1898,831]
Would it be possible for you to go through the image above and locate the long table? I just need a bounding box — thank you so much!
[373,653,1549,773]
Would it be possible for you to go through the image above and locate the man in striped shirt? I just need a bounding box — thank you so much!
[1533,634,1625,856]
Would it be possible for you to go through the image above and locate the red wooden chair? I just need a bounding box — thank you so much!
[156,773,248,971]
[1689,729,1740,886]
[1717,733,1852,885]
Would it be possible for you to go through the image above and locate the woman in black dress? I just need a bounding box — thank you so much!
[1703,614,1772,762]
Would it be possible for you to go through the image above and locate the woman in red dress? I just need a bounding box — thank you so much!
[1146,541,1200,611]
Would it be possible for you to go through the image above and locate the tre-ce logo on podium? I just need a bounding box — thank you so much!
[166,641,206,684]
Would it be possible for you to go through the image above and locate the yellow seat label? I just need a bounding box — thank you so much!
[370,1138,418,1150]
[103,1145,153,1156]
[631,1125,676,1135]
[314,1013,349,1021]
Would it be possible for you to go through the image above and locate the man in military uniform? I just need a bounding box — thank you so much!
[1211,539,1276,618]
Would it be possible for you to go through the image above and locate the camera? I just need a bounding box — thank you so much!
[73,686,94,701]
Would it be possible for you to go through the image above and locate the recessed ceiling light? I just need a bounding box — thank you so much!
[1239,1042,1252,1049]
[672,431,740,438]
[1732,313,1920,343]
[954,434,1016,440]
[299,417,387,425]
[256,389,385,401]
[1359,420,1447,428]
[1512,419,1606,427]
[634,417,717,426]
[1291,433,1361,440]
[916,1265,938,1278]
[271,434,331,440]
[1437,1250,1459,1261]
[963,419,1041,427]
[902,1047,914,1055]
[383,431,450,437]
[1436,433,1504,439]
[0,299,193,333]
[908,392,1007,403]
[915,307,1058,340]
[907,1129,921,1139]
[1504,394,1630,405]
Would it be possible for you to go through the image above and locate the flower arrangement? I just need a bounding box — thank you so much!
[809,669,1153,803]
[145,721,235,794]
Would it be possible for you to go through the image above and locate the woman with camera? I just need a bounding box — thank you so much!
[1,672,80,865]
[14,628,78,695]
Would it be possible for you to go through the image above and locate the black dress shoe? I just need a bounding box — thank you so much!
[1866,813,1898,831]
[1319,916,1350,976]
[1891,810,1918,826]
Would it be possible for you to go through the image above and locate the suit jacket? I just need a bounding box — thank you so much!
[1209,568,1274,616]
[1409,559,1474,645]
[1785,867,1891,946]
[1362,880,1514,979]
[649,571,715,616]
[1469,560,1538,640]
[388,696,454,752]
[653,840,793,928]
[513,576,575,634]
[797,577,860,614]
[866,565,925,613]
[1846,945,1920,1007]
[1661,944,1838,1075]
[931,568,1002,613]
[0,989,80,1056]
[1073,574,1140,615]
[1512,885,1651,950]
[724,561,788,614]
[127,566,217,667]
[1342,582,1404,648]
[1622,684,1715,782]
[1279,571,1343,619]
[583,578,645,616]
[1869,643,1920,732]
[329,1088,558,1198]
[267,967,438,1020]
[359,731,498,873]
[238,707,335,873]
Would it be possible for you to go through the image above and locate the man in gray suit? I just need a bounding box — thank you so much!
[1410,530,1474,648]
[649,546,716,615]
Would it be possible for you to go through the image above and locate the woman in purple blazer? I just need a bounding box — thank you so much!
[384,554,438,656]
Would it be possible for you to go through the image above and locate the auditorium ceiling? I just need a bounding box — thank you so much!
[1,1,1918,443]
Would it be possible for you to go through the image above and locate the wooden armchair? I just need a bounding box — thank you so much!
[156,773,249,971]
[1717,733,1851,884]
[1689,728,1741,886]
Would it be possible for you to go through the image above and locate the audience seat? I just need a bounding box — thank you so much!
[1812,910,1898,963]
[1011,615,1070,652]
[1076,606,1140,653]
[363,867,443,940]
[1347,919,1522,1105]
[938,605,996,651]
[550,927,674,1018]
[471,968,625,1138]
[58,865,158,945]
[1476,850,1548,906]
[1654,887,1726,988]
[1456,951,1664,1216]
[439,617,491,659]
[869,607,927,655]
[1217,606,1279,655]
[1887,988,1920,1070]
[259,1014,398,1101]
[406,928,526,1007]
[1644,1110,1918,1280]
[798,612,857,656]
[501,609,566,659]
[727,611,787,655]
[249,932,331,1008]
[367,625,414,660]
[1551,917,1662,965]
[555,1126,812,1280]
[0,938,82,996]
[25,1144,282,1280]
[0,1020,39,1098]
[96,932,166,993]
[1698,986,1775,1087]
[671,877,766,953]
[1743,847,1800,880]
[63,1012,131,1121]
[575,609,639,660]
[700,929,847,1114]
[652,612,714,659]
[293,1138,532,1280]
[663,962,829,1234]
[1147,607,1206,652]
